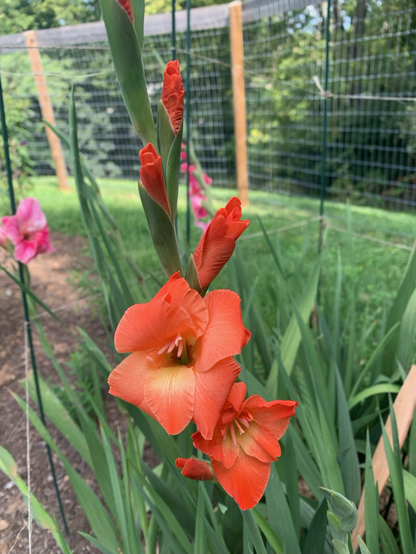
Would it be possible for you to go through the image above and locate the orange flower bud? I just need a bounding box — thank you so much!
[116,0,133,20]
[139,143,171,216]
[176,458,214,481]
[161,61,184,134]
[193,197,250,289]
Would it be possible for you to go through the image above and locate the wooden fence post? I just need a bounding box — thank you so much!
[24,30,69,192]
[229,0,249,208]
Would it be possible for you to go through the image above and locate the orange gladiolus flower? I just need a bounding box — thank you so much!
[161,61,184,134]
[139,143,171,216]
[176,458,214,481]
[117,0,133,20]
[108,273,250,437]
[192,382,298,510]
[193,197,250,289]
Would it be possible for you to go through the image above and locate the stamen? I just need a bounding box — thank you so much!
[237,416,250,429]
[177,338,184,358]
[235,420,245,434]
[167,340,176,354]
[229,423,237,446]
[157,343,170,355]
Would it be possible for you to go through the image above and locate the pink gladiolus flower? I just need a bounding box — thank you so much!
[181,163,196,174]
[1,198,54,264]
[203,173,212,185]
[0,224,7,247]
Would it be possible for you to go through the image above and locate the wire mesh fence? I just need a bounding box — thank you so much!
[1,0,416,234]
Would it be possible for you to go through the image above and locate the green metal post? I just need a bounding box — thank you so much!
[185,0,191,244]
[171,0,176,60]
[0,72,69,535]
[318,0,331,255]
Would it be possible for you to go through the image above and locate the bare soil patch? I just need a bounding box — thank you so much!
[1,232,112,553]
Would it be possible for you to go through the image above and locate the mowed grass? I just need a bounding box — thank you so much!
[27,176,415,334]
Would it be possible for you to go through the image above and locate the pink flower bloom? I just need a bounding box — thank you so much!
[1,198,55,264]
[192,194,208,220]
[0,224,7,247]
[181,163,196,174]
[203,173,212,185]
[180,151,187,161]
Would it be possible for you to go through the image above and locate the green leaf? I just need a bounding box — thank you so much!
[165,120,183,222]
[364,431,380,554]
[78,533,117,554]
[348,384,401,410]
[403,470,416,512]
[0,447,72,554]
[0,264,62,324]
[131,0,145,49]
[396,288,416,373]
[22,372,92,468]
[332,539,350,554]
[11,393,120,552]
[378,514,400,554]
[101,426,131,554]
[381,404,416,554]
[349,322,400,399]
[383,241,416,375]
[265,465,301,554]
[100,0,156,145]
[302,498,327,554]
[252,509,284,554]
[358,536,371,554]
[194,483,208,554]
[138,183,182,278]
[267,255,320,395]
[241,510,267,554]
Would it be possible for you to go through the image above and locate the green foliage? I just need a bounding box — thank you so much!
[0,0,100,35]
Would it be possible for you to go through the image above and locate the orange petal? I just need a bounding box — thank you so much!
[139,143,171,215]
[144,363,195,435]
[192,430,239,468]
[175,458,214,481]
[237,421,281,463]
[193,357,241,440]
[212,451,270,510]
[193,197,249,289]
[115,276,208,353]
[228,382,247,411]
[193,290,250,371]
[108,351,153,416]
[115,297,192,353]
[162,61,184,134]
[244,397,298,441]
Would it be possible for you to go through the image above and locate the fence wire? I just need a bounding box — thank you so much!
[1,0,416,235]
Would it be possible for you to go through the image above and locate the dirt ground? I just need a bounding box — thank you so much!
[0,232,124,553]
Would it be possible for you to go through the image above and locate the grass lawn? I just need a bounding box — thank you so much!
[23,176,415,338]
